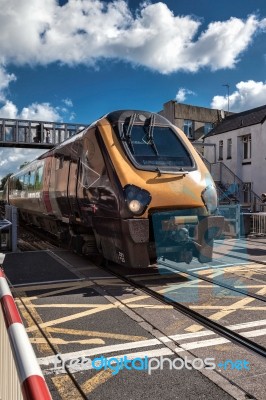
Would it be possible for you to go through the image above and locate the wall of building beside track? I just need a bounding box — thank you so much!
[0,268,52,400]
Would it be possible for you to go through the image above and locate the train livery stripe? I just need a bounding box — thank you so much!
[43,191,53,214]
[0,268,52,400]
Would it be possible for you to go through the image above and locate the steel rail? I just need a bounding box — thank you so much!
[158,259,266,303]
[102,262,266,360]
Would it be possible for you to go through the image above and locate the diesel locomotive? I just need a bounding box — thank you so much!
[4,110,224,267]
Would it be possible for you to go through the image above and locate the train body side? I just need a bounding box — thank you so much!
[6,110,224,267]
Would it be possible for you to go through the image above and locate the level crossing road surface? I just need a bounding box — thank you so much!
[1,237,266,400]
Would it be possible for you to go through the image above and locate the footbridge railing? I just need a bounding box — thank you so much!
[0,117,86,148]
[0,268,52,400]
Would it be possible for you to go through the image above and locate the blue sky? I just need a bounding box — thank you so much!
[0,0,266,180]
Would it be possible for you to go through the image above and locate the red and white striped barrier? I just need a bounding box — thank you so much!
[0,268,52,400]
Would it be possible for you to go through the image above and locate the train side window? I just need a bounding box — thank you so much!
[28,171,35,190]
[19,175,24,188]
[24,173,29,189]
[15,178,22,191]
[35,165,44,190]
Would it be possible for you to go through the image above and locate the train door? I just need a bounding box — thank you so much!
[43,156,53,214]
[54,152,72,218]
[67,139,82,222]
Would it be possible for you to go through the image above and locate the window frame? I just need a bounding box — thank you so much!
[227,138,232,159]
[242,134,251,161]
[218,140,223,161]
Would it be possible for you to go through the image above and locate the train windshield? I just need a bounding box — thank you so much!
[122,124,193,168]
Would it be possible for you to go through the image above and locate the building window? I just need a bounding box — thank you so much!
[242,134,251,160]
[242,182,251,204]
[183,120,194,139]
[204,122,214,135]
[227,138,232,159]
[219,140,223,160]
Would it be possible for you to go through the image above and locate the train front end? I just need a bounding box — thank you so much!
[96,110,224,268]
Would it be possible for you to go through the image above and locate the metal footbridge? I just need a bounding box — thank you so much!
[0,117,87,149]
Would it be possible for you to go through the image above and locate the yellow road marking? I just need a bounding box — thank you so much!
[191,305,266,311]
[81,369,113,394]
[24,281,94,301]
[14,281,86,293]
[51,375,84,400]
[29,303,173,309]
[257,286,266,295]
[48,327,147,341]
[26,304,116,332]
[185,324,203,332]
[30,338,105,345]
[123,295,150,303]
[17,298,56,355]
[27,303,113,308]
[32,281,94,299]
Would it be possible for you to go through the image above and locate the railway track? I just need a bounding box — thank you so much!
[100,261,266,360]
[15,227,266,398]
[18,225,266,359]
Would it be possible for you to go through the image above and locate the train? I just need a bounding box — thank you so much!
[3,110,224,268]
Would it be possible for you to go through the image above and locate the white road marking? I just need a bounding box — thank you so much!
[38,320,266,368]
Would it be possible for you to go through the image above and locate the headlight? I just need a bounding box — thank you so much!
[124,184,151,215]
[201,185,218,214]
[128,199,142,213]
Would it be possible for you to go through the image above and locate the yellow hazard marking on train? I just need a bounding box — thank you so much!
[81,369,114,394]
[51,375,84,400]
[48,327,147,341]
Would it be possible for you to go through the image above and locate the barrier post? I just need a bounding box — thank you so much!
[0,268,52,400]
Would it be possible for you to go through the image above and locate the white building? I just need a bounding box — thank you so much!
[203,104,266,202]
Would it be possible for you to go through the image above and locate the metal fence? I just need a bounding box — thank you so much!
[251,213,266,236]
[0,206,17,252]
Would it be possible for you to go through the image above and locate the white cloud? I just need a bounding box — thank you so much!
[20,102,62,121]
[0,99,74,121]
[0,100,18,119]
[175,88,196,102]
[211,80,266,112]
[0,65,16,101]
[62,98,73,107]
[0,1,265,74]
[0,148,45,182]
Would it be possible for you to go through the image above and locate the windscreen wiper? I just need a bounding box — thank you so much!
[147,114,159,155]
[124,113,136,153]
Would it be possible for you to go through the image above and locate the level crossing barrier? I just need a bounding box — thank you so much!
[0,268,52,400]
